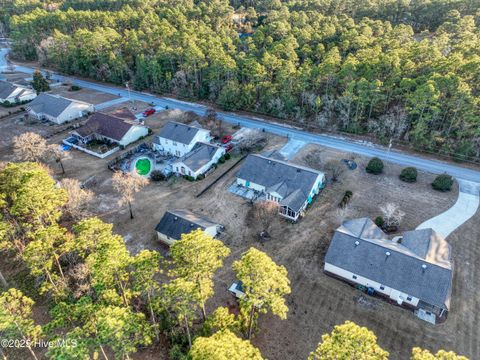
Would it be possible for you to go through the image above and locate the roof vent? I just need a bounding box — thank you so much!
[386,251,391,257]
[296,169,301,173]
[354,241,360,246]
[174,216,178,221]
[422,264,427,272]
[190,223,194,227]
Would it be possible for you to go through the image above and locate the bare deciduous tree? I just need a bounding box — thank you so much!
[47,144,67,174]
[60,178,93,220]
[112,172,149,219]
[380,203,405,231]
[324,159,345,182]
[250,201,278,235]
[13,132,48,162]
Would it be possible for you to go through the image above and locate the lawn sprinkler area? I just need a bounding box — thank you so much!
[135,157,152,176]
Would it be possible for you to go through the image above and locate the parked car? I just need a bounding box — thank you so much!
[143,108,156,117]
[223,143,233,152]
[221,135,233,144]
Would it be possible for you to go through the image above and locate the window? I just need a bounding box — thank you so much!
[380,286,385,290]
[352,275,357,280]
[407,296,412,301]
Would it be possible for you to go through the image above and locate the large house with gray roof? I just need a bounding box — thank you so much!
[0,80,36,104]
[325,218,453,324]
[153,121,211,157]
[27,93,94,124]
[172,142,225,179]
[155,209,220,246]
[236,154,325,221]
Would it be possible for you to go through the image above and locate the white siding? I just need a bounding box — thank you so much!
[236,178,265,192]
[1,87,36,103]
[173,147,225,179]
[157,128,211,157]
[324,263,419,306]
[119,126,149,147]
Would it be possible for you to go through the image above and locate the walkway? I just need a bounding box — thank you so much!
[417,180,480,238]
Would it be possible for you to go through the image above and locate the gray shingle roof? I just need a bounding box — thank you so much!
[0,80,17,99]
[155,209,218,241]
[158,121,202,144]
[75,112,138,141]
[27,93,78,117]
[236,154,324,212]
[178,142,222,172]
[325,219,453,309]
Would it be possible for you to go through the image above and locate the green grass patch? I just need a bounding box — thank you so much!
[135,158,151,176]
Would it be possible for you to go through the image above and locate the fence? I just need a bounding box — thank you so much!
[63,139,119,159]
[107,142,153,171]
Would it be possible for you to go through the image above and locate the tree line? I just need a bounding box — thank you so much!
[2,0,480,160]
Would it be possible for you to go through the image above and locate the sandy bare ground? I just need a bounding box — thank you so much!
[1,104,477,360]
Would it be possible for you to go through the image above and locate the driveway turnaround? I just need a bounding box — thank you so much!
[3,48,480,183]
[417,180,480,238]
[279,138,307,160]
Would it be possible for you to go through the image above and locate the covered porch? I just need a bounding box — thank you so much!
[279,205,300,221]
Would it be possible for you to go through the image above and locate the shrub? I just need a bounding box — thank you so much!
[218,155,226,164]
[339,190,353,208]
[150,170,165,182]
[432,174,454,192]
[366,157,384,174]
[224,153,231,160]
[69,85,81,91]
[197,174,205,180]
[375,216,384,228]
[400,167,417,182]
[184,175,195,182]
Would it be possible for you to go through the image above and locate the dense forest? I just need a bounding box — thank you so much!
[2,0,480,159]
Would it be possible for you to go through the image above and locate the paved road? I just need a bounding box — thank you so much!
[2,48,480,184]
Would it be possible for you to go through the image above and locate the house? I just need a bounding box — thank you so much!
[155,209,220,246]
[153,121,211,157]
[235,154,326,221]
[0,80,36,103]
[27,93,94,124]
[324,218,453,324]
[172,142,225,179]
[71,112,149,147]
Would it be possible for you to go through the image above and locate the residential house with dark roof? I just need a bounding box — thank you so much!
[155,209,220,246]
[71,112,149,147]
[235,154,325,221]
[27,93,94,124]
[172,142,225,179]
[153,121,211,157]
[324,218,453,324]
[0,80,36,104]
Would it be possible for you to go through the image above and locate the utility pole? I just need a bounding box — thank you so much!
[125,82,136,111]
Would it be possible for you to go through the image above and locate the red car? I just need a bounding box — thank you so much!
[222,135,232,144]
[224,144,233,152]
[143,108,156,117]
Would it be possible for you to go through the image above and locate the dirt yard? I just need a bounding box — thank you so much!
[49,84,119,105]
[0,102,478,360]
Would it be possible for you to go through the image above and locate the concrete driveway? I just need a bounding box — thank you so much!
[417,180,480,238]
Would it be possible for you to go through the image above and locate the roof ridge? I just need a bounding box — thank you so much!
[250,154,323,175]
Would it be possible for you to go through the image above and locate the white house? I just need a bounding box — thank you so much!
[71,112,149,147]
[0,80,36,103]
[27,93,94,124]
[324,218,453,324]
[153,121,211,157]
[235,154,326,221]
[173,142,225,179]
[155,209,221,246]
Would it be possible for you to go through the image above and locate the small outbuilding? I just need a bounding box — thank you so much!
[155,209,221,246]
